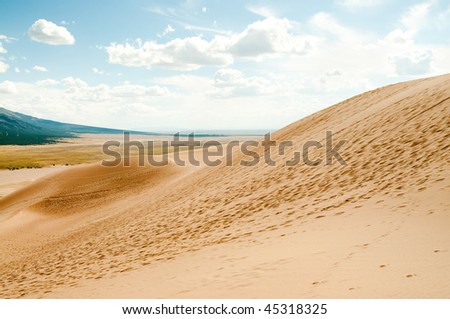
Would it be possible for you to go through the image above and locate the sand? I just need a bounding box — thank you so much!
[0,166,68,199]
[0,74,449,298]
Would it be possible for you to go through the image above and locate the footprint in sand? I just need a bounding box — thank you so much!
[312,281,327,286]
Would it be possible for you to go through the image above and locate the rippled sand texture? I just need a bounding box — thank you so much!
[0,74,449,298]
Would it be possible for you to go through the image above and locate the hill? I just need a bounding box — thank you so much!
[0,107,153,145]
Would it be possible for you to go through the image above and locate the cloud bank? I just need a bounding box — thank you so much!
[106,18,315,70]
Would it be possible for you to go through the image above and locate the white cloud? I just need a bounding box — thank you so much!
[111,84,169,97]
[0,77,310,130]
[401,1,431,34]
[384,28,414,45]
[389,50,433,75]
[0,80,18,93]
[228,18,314,57]
[147,6,185,20]
[158,24,175,38]
[0,34,15,55]
[325,69,343,76]
[164,24,175,35]
[211,68,274,97]
[61,77,88,88]
[0,34,15,42]
[153,68,295,99]
[106,37,232,71]
[32,65,49,72]
[155,74,214,93]
[308,72,372,93]
[28,19,75,45]
[394,0,450,36]
[437,4,450,29]
[183,24,230,35]
[106,18,315,70]
[36,79,59,86]
[285,5,447,81]
[14,67,20,73]
[336,0,384,9]
[0,61,9,73]
[311,12,363,43]
[246,5,277,18]
[60,20,75,26]
[58,77,169,99]
[202,7,207,13]
[377,1,448,77]
[92,67,104,75]
[3,3,448,131]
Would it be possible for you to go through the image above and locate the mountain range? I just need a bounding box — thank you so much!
[0,107,153,145]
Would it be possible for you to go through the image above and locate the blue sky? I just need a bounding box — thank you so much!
[0,0,449,130]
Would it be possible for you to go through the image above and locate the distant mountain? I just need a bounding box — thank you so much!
[0,107,154,145]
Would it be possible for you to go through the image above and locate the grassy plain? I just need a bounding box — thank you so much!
[0,134,169,169]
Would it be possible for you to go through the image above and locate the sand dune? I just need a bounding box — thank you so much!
[0,166,70,204]
[0,74,449,298]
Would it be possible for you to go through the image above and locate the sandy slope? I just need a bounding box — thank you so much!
[0,166,68,200]
[0,74,449,298]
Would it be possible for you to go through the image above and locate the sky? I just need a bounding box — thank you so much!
[0,0,449,131]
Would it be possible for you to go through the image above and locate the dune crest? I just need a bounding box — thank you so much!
[0,74,449,298]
